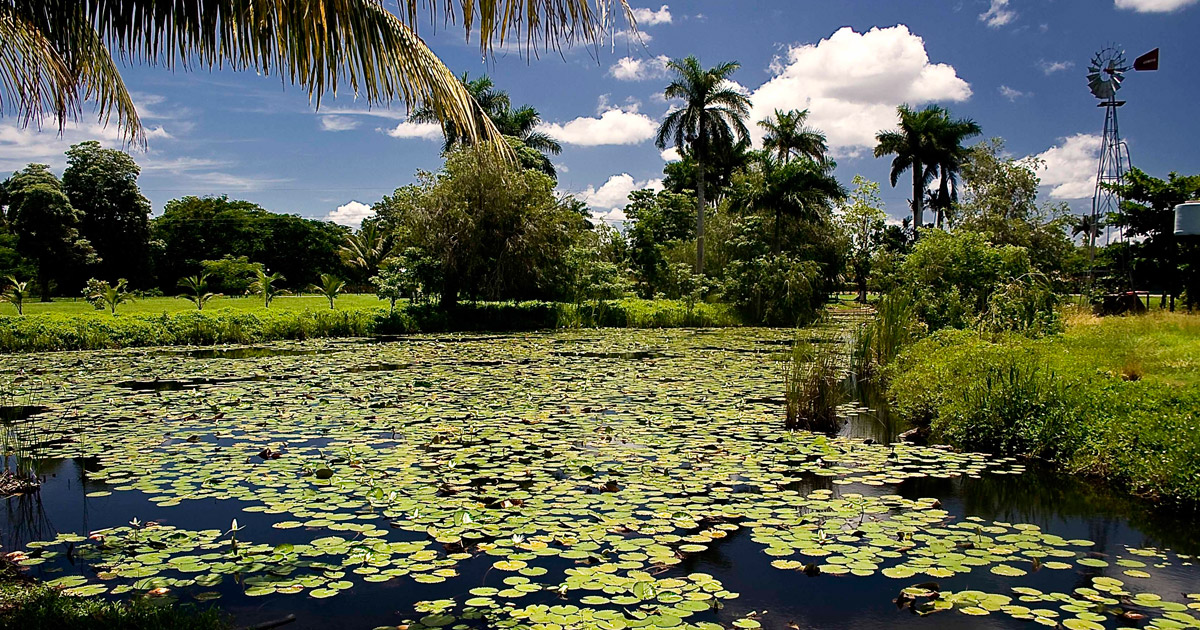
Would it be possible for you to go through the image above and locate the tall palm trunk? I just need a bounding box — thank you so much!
[936,172,949,229]
[911,159,924,232]
[695,137,707,274]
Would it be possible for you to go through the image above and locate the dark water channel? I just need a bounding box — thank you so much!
[3,331,1199,630]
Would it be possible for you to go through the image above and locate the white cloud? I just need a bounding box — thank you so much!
[748,25,971,156]
[383,121,443,141]
[661,147,681,162]
[1039,59,1075,75]
[611,29,651,44]
[578,173,663,221]
[0,120,170,171]
[1033,133,1102,200]
[631,5,672,25]
[186,172,292,193]
[609,55,671,81]
[980,0,1017,27]
[538,109,657,146]
[999,85,1029,101]
[320,115,361,132]
[326,200,374,227]
[1115,0,1198,11]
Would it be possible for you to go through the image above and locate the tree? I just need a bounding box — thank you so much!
[656,56,752,273]
[1106,168,1200,310]
[0,1,626,148]
[758,109,828,165]
[926,112,982,229]
[1,276,29,315]
[623,189,695,294]
[62,141,152,284]
[86,277,134,314]
[309,274,346,310]
[0,164,94,300]
[341,222,394,280]
[371,259,417,313]
[411,74,562,178]
[384,145,587,308]
[250,269,287,309]
[178,273,216,311]
[874,104,945,232]
[837,176,887,302]
[200,256,263,294]
[731,153,845,253]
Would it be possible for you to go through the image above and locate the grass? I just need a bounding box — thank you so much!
[0,298,742,353]
[0,562,229,630]
[784,339,847,432]
[886,311,1200,505]
[0,294,390,316]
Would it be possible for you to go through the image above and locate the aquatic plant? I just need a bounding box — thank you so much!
[851,291,920,377]
[784,338,848,432]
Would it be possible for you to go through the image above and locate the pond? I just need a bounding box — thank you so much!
[3,328,1199,630]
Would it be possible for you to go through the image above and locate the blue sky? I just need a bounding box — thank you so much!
[2,0,1198,227]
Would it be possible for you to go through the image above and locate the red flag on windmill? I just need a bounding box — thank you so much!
[1134,48,1159,71]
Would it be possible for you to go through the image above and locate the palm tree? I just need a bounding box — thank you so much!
[734,154,846,252]
[758,109,828,165]
[1072,213,1105,267]
[250,269,287,309]
[874,104,945,233]
[926,112,982,228]
[1,276,29,316]
[412,74,562,176]
[341,222,394,278]
[0,1,630,147]
[309,274,346,310]
[178,273,215,311]
[88,278,134,314]
[656,57,752,273]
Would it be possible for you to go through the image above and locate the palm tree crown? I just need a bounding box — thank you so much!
[758,109,829,165]
[926,113,982,228]
[656,56,752,273]
[874,104,945,233]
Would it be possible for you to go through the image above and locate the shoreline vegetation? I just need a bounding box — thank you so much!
[0,298,741,353]
[882,310,1200,506]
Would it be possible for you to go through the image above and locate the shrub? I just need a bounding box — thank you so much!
[724,254,823,326]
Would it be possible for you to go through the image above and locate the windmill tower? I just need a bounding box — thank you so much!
[1086,46,1132,248]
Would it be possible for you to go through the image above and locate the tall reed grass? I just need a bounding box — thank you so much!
[784,339,848,433]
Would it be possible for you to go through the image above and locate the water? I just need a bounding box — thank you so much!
[2,329,1198,630]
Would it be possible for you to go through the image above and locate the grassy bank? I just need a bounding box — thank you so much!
[886,311,1200,505]
[0,298,740,353]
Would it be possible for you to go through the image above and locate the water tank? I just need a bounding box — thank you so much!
[1177,201,1200,236]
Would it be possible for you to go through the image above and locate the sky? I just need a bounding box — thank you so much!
[2,0,1199,228]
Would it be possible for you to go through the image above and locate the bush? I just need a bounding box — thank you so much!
[0,578,229,630]
[724,254,824,326]
[199,256,262,295]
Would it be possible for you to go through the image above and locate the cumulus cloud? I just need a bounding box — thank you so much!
[748,25,971,156]
[0,120,170,171]
[1115,0,1198,11]
[383,121,443,141]
[661,147,681,162]
[1033,134,1103,200]
[578,173,663,221]
[980,0,1017,27]
[537,109,657,146]
[1039,60,1075,75]
[999,85,1030,101]
[631,4,672,25]
[609,55,671,81]
[320,115,361,132]
[326,200,375,227]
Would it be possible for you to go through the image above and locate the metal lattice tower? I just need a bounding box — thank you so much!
[1091,94,1131,246]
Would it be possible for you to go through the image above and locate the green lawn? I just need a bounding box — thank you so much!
[0,294,392,316]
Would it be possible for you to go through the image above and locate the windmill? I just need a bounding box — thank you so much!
[1084,46,1158,284]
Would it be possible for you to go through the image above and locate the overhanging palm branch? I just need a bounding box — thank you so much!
[0,0,630,147]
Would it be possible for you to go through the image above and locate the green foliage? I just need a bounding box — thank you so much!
[624,189,695,295]
[340,222,394,282]
[887,316,1200,503]
[379,145,586,308]
[851,292,923,376]
[899,229,1034,330]
[177,273,216,311]
[84,278,135,314]
[0,276,29,316]
[837,175,887,301]
[308,273,345,310]
[199,256,262,294]
[724,254,823,326]
[0,578,230,630]
[1,164,95,299]
[0,299,740,353]
[785,339,847,432]
[62,141,153,286]
[371,258,417,313]
[249,269,286,309]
